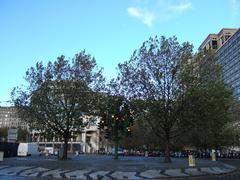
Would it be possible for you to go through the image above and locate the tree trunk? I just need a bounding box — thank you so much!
[164,139,171,163]
[114,139,119,159]
[62,138,68,160]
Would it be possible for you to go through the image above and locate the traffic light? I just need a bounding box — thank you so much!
[98,112,107,130]
[126,126,132,137]
[98,119,105,130]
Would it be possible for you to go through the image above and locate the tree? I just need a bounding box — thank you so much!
[0,127,8,142]
[121,119,163,151]
[185,51,234,151]
[17,128,29,142]
[116,36,193,162]
[98,95,133,159]
[226,100,240,146]
[11,51,105,160]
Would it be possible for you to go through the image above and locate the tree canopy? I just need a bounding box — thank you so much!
[116,36,234,162]
[98,94,133,159]
[183,51,234,150]
[11,51,105,159]
[116,36,194,162]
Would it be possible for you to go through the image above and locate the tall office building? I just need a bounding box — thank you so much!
[199,28,238,51]
[199,28,240,100]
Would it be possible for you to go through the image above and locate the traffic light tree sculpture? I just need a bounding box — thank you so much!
[98,96,133,159]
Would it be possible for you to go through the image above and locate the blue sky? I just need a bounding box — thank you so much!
[0,0,240,106]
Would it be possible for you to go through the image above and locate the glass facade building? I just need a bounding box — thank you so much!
[199,28,240,100]
[216,29,240,100]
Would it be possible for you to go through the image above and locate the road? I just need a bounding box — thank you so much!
[0,156,240,179]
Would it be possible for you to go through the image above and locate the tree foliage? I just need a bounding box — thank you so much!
[0,127,8,141]
[116,36,235,162]
[17,128,29,142]
[98,94,133,159]
[185,51,234,150]
[116,36,193,162]
[121,119,162,150]
[11,51,105,159]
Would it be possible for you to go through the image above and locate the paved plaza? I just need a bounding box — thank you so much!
[0,155,237,179]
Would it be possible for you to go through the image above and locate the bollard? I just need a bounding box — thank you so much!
[211,152,216,161]
[145,151,148,157]
[0,151,4,161]
[188,155,196,167]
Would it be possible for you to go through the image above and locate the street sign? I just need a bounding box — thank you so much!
[8,128,18,142]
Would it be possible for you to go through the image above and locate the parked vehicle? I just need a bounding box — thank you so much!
[17,143,39,156]
[44,147,54,155]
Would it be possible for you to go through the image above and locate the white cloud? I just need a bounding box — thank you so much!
[127,7,156,27]
[128,7,142,18]
[127,0,193,26]
[169,2,192,13]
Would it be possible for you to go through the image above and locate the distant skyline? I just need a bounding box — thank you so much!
[0,0,240,106]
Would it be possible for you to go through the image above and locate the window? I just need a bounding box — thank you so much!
[225,34,231,41]
[221,36,224,45]
[212,40,218,49]
[86,136,91,143]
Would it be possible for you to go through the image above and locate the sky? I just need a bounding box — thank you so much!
[0,0,240,106]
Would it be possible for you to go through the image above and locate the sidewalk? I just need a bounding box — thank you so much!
[0,155,237,179]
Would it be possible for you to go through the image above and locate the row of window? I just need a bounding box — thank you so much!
[217,33,240,56]
[0,125,27,129]
[216,30,240,100]
[0,114,18,118]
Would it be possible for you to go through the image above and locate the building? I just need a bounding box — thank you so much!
[216,29,240,100]
[199,28,238,51]
[199,28,240,100]
[31,116,111,153]
[0,107,110,153]
[0,106,28,129]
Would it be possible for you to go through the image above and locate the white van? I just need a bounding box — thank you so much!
[44,147,54,155]
[17,143,39,156]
